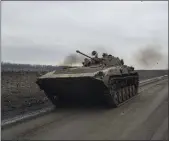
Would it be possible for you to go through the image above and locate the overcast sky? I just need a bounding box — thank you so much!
[1,1,168,69]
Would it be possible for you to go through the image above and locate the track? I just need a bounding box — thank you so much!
[2,76,168,140]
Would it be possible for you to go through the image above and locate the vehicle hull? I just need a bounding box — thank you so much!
[36,77,108,102]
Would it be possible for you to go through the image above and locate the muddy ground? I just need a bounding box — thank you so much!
[1,70,168,120]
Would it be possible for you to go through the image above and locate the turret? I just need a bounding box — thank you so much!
[76,50,102,66]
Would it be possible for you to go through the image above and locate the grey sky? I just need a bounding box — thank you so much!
[1,1,168,69]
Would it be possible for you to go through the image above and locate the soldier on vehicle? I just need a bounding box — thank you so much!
[102,53,108,59]
[108,55,113,61]
[120,59,124,65]
[91,51,98,58]
[91,51,100,64]
[82,58,91,67]
[101,53,108,65]
[107,55,121,66]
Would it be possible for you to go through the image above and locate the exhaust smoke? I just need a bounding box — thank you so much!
[134,45,167,69]
[62,53,85,66]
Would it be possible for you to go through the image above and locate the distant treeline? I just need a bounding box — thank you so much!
[1,62,68,72]
[1,62,168,72]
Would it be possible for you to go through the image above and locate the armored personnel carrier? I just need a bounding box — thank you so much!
[36,50,139,108]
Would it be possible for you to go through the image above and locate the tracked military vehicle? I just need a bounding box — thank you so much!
[36,50,139,108]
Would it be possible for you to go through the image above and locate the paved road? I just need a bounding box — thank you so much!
[2,78,168,140]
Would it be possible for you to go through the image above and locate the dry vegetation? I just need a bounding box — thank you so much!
[1,71,53,120]
[1,63,168,120]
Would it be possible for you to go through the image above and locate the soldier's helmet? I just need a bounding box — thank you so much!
[91,51,97,56]
[120,59,124,65]
[108,54,113,61]
[102,53,108,57]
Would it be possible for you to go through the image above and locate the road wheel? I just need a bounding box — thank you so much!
[132,85,137,95]
[105,85,119,108]
[122,88,127,101]
[131,85,135,96]
[118,89,123,103]
[125,87,130,99]
[128,86,133,98]
[112,90,119,108]
[129,86,133,97]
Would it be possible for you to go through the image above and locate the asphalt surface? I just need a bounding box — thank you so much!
[2,78,168,140]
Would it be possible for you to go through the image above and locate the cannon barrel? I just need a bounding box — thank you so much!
[76,50,93,59]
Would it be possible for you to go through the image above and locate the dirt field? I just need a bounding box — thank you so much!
[1,70,168,120]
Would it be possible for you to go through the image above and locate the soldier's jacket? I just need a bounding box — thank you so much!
[83,55,123,67]
[83,58,91,66]
[91,57,102,65]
